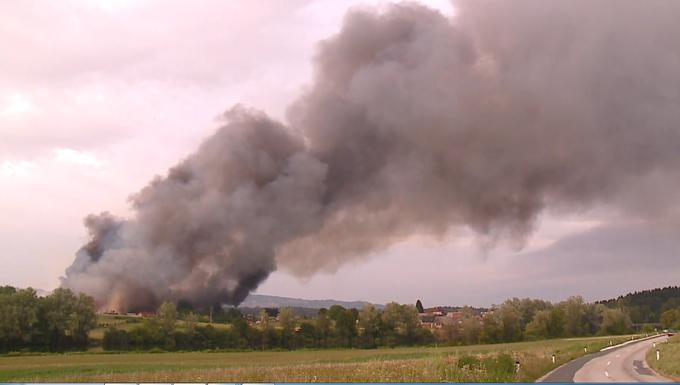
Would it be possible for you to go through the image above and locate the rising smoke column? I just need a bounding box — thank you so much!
[62,1,680,311]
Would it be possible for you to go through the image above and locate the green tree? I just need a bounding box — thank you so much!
[316,308,331,347]
[547,306,565,337]
[503,297,550,331]
[336,308,358,347]
[481,313,501,343]
[103,327,130,350]
[524,307,563,339]
[278,307,296,349]
[599,308,632,335]
[0,286,17,296]
[582,303,601,335]
[496,303,523,342]
[10,288,40,344]
[525,309,552,340]
[459,314,481,345]
[258,309,272,349]
[328,305,346,321]
[660,309,680,329]
[381,303,419,345]
[0,294,12,349]
[158,301,178,349]
[185,312,199,335]
[561,296,587,337]
[438,323,461,345]
[42,288,78,350]
[298,322,316,348]
[641,323,655,333]
[69,293,97,346]
[159,302,178,334]
[358,304,380,348]
[661,298,680,313]
[416,300,424,313]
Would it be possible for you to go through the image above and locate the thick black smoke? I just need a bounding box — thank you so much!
[62,1,680,311]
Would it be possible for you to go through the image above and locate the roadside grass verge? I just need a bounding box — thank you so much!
[647,334,680,381]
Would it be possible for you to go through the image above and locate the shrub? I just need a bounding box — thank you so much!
[456,354,482,370]
[483,353,516,382]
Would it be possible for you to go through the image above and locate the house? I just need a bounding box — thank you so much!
[419,313,458,329]
[425,307,448,316]
[418,313,437,328]
[447,311,464,321]
[434,315,456,327]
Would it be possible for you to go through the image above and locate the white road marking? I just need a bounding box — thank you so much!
[567,336,672,383]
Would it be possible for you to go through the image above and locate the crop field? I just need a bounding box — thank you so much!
[647,334,680,381]
[0,335,638,382]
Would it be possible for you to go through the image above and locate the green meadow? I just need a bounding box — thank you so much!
[0,335,638,382]
[647,334,680,381]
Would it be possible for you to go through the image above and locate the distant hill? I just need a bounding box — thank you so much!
[239,294,382,310]
[424,305,489,315]
[597,286,680,323]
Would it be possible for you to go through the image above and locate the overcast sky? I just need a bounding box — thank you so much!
[1,0,678,307]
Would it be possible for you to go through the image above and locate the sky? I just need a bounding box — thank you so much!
[1,0,679,308]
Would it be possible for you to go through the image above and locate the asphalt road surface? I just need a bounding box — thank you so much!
[539,335,672,383]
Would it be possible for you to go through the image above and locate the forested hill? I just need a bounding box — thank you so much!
[240,294,382,310]
[597,286,680,324]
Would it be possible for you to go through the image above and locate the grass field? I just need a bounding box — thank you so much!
[0,335,639,382]
[647,334,680,381]
[89,315,231,340]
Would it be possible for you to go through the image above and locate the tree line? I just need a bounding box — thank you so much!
[0,286,97,352]
[597,286,680,324]
[103,296,644,352]
[661,308,680,330]
[433,296,636,346]
[2,284,677,354]
[103,302,434,351]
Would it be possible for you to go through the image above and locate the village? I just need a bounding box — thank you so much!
[101,301,492,334]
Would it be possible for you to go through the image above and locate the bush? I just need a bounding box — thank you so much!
[483,353,516,382]
[457,354,482,370]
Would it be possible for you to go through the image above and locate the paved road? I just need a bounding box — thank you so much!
[540,335,671,383]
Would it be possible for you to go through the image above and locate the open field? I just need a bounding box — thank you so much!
[647,334,680,381]
[0,335,639,382]
[89,315,231,340]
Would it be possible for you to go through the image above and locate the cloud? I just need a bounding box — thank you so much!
[0,160,35,178]
[1,94,35,117]
[516,220,680,278]
[54,148,103,168]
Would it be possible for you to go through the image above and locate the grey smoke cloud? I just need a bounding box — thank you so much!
[62,1,680,311]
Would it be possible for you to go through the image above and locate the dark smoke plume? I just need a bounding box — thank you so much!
[62,1,680,311]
